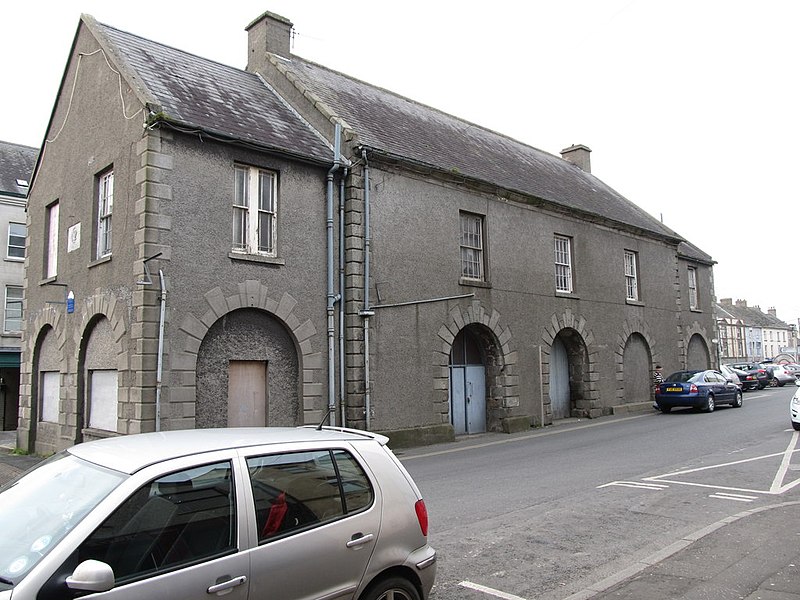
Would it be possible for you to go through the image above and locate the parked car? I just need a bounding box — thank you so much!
[719,364,744,391]
[0,427,437,600]
[783,363,800,379]
[790,378,800,431]
[729,363,771,389]
[726,365,759,391]
[766,364,795,387]
[655,369,742,413]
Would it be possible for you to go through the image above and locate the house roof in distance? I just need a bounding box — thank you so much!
[0,140,38,198]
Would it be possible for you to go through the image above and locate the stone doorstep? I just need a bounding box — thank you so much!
[611,401,655,415]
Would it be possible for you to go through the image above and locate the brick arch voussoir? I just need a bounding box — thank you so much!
[433,301,517,408]
[683,321,712,368]
[540,309,598,411]
[176,281,321,418]
[615,318,660,373]
[27,306,67,360]
[73,292,129,372]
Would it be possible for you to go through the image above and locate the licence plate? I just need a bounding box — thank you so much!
[666,387,682,392]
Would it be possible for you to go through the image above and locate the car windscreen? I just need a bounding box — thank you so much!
[665,372,697,383]
[0,451,126,587]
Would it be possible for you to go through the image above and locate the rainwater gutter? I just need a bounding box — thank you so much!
[360,149,374,430]
[326,125,343,426]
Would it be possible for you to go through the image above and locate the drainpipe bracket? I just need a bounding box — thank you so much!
[359,310,375,317]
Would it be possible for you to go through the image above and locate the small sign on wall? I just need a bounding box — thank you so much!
[68,223,81,252]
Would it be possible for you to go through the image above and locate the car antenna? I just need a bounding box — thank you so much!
[316,406,334,430]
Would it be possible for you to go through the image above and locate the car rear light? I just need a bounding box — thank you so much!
[690,384,698,393]
[415,499,429,536]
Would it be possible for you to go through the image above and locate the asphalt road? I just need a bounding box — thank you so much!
[399,384,799,600]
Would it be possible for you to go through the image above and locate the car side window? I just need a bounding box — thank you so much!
[76,461,236,584]
[247,449,374,543]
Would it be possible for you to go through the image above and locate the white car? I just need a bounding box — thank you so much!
[0,427,436,600]
[790,379,800,431]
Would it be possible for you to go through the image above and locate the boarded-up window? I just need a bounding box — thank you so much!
[89,370,118,432]
[40,371,60,423]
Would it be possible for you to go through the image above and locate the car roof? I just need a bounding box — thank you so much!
[68,427,388,475]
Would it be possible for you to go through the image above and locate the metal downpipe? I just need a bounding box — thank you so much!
[156,269,166,432]
[326,124,342,426]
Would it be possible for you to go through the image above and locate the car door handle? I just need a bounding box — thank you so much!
[346,533,375,548]
[207,575,247,595]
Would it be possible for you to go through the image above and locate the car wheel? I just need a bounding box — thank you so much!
[793,421,800,432]
[778,381,786,387]
[705,394,715,412]
[770,379,778,387]
[758,383,766,389]
[732,390,742,408]
[659,405,671,414]
[361,577,421,600]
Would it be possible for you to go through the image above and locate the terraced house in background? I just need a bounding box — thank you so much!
[716,298,795,363]
[19,10,717,453]
[0,140,36,432]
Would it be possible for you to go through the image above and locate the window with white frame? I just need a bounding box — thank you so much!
[40,371,60,423]
[554,235,573,293]
[688,266,698,310]
[45,201,59,278]
[89,369,118,432]
[4,286,22,333]
[232,165,277,256]
[96,169,113,258]
[460,212,484,281]
[7,222,26,260]
[624,250,639,301]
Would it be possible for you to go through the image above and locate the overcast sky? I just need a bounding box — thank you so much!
[2,1,798,329]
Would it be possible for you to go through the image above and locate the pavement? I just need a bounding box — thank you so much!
[1,429,799,599]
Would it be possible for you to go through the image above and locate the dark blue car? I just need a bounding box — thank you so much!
[655,369,742,413]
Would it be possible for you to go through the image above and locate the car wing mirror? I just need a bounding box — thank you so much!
[66,560,115,593]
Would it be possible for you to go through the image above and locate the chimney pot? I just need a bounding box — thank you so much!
[560,144,592,173]
[735,299,748,308]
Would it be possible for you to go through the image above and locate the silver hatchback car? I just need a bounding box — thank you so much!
[0,427,436,600]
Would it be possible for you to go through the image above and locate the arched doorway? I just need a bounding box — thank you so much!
[449,327,487,435]
[623,333,652,404]
[548,328,589,420]
[196,308,300,428]
[687,334,710,370]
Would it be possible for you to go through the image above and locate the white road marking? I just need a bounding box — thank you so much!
[459,580,528,600]
[708,492,758,502]
[771,431,800,494]
[601,432,800,498]
[597,481,668,490]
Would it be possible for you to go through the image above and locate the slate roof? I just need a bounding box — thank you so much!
[0,140,37,198]
[90,19,333,165]
[677,240,715,265]
[272,56,686,242]
[88,15,707,251]
[716,302,791,329]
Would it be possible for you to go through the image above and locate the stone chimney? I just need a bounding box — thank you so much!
[560,144,592,173]
[720,298,733,306]
[735,299,748,308]
[768,307,777,317]
[246,10,293,73]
